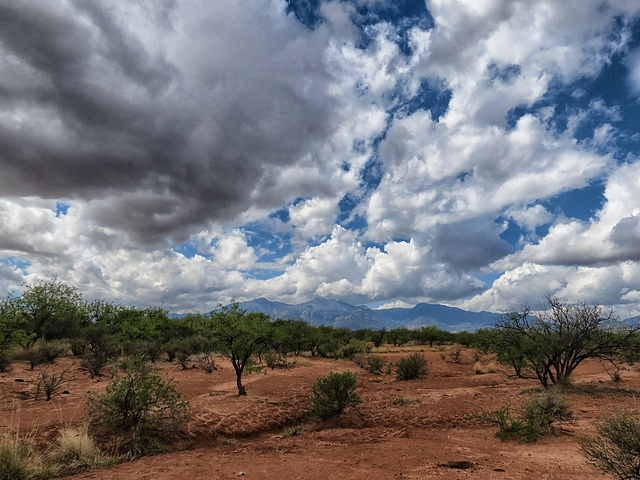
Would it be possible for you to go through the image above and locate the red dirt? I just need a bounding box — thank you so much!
[1,347,635,479]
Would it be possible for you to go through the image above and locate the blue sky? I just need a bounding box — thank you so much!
[1,0,640,317]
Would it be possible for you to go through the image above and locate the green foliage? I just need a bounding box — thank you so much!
[395,352,428,380]
[415,325,450,347]
[306,325,344,358]
[519,391,573,441]
[87,355,189,449]
[0,298,30,371]
[11,278,86,345]
[386,328,412,346]
[310,371,361,427]
[262,349,289,369]
[19,342,66,370]
[340,338,371,359]
[581,409,640,480]
[0,351,12,373]
[107,306,176,352]
[369,327,387,348]
[453,331,474,348]
[495,297,638,387]
[485,390,572,442]
[200,303,273,395]
[485,405,525,441]
[271,319,312,356]
[81,323,117,378]
[363,355,387,374]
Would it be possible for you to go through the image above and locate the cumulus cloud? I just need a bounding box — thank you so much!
[0,0,372,245]
[2,0,640,316]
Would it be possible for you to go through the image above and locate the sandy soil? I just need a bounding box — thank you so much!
[1,347,636,480]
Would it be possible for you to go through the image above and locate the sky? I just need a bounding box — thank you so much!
[2,0,640,317]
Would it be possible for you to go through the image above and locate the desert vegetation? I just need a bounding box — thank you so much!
[1,279,639,479]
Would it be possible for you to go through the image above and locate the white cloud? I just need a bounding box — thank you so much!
[2,0,640,317]
[505,204,554,233]
[375,299,415,310]
[289,197,340,240]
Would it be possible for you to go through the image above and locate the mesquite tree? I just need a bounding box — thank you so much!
[496,297,638,387]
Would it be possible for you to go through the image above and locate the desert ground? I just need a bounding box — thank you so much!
[1,347,636,480]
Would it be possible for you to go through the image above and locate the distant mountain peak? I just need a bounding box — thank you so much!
[237,298,501,331]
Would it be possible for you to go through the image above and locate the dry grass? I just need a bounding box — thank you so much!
[486,362,500,373]
[0,430,47,480]
[47,424,116,476]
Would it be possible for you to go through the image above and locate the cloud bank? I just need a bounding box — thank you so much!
[1,0,640,317]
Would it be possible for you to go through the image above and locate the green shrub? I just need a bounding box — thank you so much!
[484,390,573,442]
[310,371,361,427]
[581,409,640,479]
[364,355,386,374]
[82,344,116,379]
[341,339,371,359]
[520,391,573,441]
[165,338,192,362]
[87,355,189,454]
[263,350,289,369]
[395,353,428,380]
[485,405,525,441]
[69,339,87,356]
[316,338,341,359]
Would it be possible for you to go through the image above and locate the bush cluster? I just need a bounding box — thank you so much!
[581,409,640,480]
[395,353,428,380]
[485,390,573,442]
[310,371,361,427]
[87,355,189,454]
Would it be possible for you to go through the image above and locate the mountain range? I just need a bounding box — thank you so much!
[237,298,501,332]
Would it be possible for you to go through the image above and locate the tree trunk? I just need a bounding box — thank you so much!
[236,372,246,395]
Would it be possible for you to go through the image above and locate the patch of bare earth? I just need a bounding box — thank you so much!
[2,348,637,479]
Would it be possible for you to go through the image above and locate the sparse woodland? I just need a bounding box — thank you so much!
[1,279,640,479]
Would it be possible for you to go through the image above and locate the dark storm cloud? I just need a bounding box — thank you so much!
[432,218,514,271]
[0,1,339,244]
[609,215,640,259]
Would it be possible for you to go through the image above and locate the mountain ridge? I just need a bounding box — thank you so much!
[238,298,501,332]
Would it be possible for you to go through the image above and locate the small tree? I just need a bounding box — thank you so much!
[415,325,449,347]
[370,328,387,348]
[11,278,85,346]
[387,328,412,346]
[310,371,361,427]
[34,366,72,401]
[202,303,273,395]
[581,409,640,480]
[495,297,638,387]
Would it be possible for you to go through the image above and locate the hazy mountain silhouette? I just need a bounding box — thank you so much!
[238,298,501,331]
